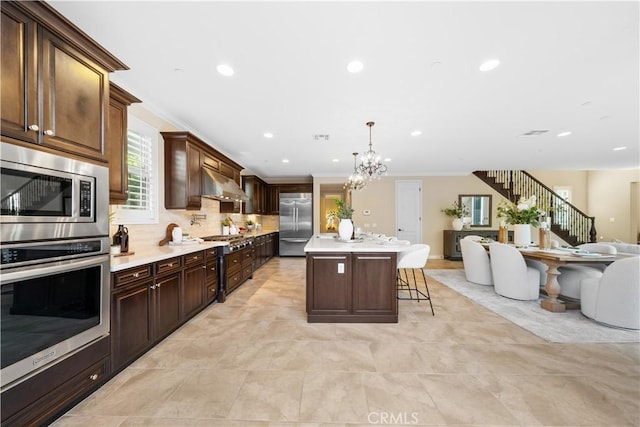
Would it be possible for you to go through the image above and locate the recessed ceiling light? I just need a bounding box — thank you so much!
[332,158,340,163]
[411,130,422,137]
[216,64,234,76]
[613,146,627,151]
[281,159,290,163]
[347,60,364,73]
[384,158,392,162]
[479,59,500,72]
[263,132,273,138]
[557,131,572,137]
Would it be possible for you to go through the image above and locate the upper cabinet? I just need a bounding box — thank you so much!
[242,175,267,215]
[162,131,244,210]
[108,83,140,204]
[0,1,128,163]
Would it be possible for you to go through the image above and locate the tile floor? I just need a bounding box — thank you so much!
[53,257,640,426]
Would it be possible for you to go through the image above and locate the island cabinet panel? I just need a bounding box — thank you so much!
[306,251,398,323]
[352,253,397,316]
[306,253,353,317]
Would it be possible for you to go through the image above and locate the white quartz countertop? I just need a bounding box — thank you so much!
[110,230,279,272]
[110,242,228,272]
[304,234,411,253]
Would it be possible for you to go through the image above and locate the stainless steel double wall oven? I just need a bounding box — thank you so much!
[0,143,110,390]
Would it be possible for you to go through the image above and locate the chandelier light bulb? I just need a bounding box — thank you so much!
[356,121,388,181]
[344,152,367,191]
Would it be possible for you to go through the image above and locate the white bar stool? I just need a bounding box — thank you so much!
[397,244,434,315]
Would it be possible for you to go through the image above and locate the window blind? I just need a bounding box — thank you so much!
[123,129,153,211]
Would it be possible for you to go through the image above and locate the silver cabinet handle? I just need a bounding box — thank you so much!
[150,284,156,289]
[89,374,98,381]
[133,272,140,278]
[202,265,206,269]
[44,129,55,136]
[168,263,173,267]
[28,124,39,131]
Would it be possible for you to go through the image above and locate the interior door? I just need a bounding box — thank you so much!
[395,180,422,243]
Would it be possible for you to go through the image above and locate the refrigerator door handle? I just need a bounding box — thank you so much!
[281,238,310,243]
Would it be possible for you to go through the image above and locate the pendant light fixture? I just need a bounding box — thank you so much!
[344,152,366,191]
[356,121,387,180]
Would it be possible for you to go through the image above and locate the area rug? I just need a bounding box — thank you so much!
[426,269,640,343]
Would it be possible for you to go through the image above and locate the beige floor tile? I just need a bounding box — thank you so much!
[51,257,640,427]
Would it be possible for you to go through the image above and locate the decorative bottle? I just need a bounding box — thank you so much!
[115,225,129,253]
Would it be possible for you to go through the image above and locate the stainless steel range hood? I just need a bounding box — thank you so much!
[201,168,248,202]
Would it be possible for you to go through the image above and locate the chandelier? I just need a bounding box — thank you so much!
[356,121,388,180]
[344,152,366,191]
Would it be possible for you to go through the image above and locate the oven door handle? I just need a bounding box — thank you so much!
[1,254,110,284]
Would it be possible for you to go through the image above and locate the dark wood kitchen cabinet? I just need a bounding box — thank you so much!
[243,175,267,214]
[162,131,244,210]
[182,251,206,320]
[205,247,219,303]
[0,337,109,427]
[306,252,397,322]
[0,1,127,163]
[107,82,140,204]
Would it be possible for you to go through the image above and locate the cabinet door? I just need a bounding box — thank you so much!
[0,7,38,145]
[242,177,256,214]
[182,264,205,319]
[266,186,280,214]
[186,143,202,209]
[111,281,152,371]
[40,29,108,162]
[205,259,218,302]
[153,273,181,339]
[306,254,351,315]
[352,253,397,316]
[107,92,128,203]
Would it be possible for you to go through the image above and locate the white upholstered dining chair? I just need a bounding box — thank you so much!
[557,243,617,300]
[580,256,640,329]
[460,238,493,285]
[489,243,540,300]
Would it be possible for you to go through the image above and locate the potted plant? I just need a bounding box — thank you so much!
[441,201,466,231]
[334,198,355,240]
[497,195,545,247]
[245,219,255,231]
[221,217,232,235]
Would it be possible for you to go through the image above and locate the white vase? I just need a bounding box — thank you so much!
[452,218,463,231]
[222,225,230,235]
[513,224,531,247]
[338,219,354,241]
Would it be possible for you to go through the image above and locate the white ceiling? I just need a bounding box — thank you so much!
[48,1,639,181]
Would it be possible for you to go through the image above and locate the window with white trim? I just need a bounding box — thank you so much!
[113,114,159,224]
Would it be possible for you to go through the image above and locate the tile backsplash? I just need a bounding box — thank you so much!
[109,197,279,249]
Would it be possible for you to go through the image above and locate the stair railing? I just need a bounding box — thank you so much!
[480,170,596,244]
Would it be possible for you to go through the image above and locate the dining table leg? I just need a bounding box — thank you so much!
[539,259,566,312]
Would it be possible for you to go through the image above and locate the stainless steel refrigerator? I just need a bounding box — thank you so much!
[279,193,313,256]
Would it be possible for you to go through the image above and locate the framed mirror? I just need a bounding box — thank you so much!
[459,194,492,227]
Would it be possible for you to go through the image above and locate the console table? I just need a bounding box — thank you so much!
[443,229,512,260]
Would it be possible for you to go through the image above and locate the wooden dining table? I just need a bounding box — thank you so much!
[516,248,623,312]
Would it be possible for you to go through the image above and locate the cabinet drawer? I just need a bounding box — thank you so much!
[205,260,218,285]
[243,250,254,262]
[206,283,217,302]
[155,257,182,275]
[242,265,253,281]
[227,252,242,273]
[205,247,218,260]
[227,271,242,293]
[113,264,153,287]
[184,251,204,266]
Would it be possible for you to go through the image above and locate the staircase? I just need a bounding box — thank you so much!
[473,170,596,246]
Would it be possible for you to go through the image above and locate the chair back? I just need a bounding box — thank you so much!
[595,256,640,328]
[460,238,493,285]
[397,244,430,269]
[489,242,539,300]
[578,243,617,254]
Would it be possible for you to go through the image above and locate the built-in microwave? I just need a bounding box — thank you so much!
[0,143,109,243]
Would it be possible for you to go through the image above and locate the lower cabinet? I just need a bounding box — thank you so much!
[111,280,152,370]
[443,229,512,260]
[0,337,109,427]
[182,251,205,320]
[306,252,398,323]
[153,272,181,339]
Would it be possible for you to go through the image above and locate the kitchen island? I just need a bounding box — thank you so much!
[304,235,410,323]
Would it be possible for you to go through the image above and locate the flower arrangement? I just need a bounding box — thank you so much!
[221,217,232,227]
[441,201,466,218]
[497,195,545,226]
[334,198,354,220]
